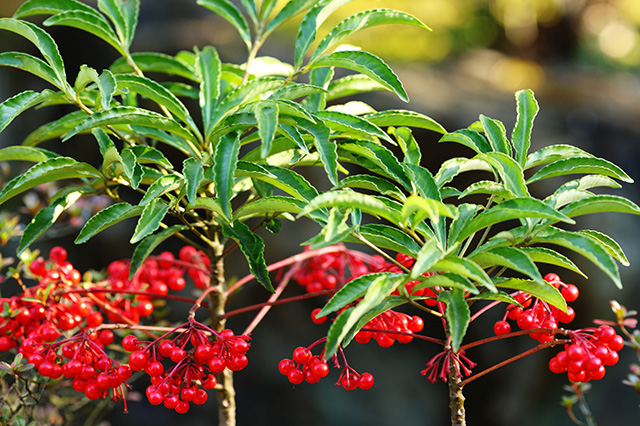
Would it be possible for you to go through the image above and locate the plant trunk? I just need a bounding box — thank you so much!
[448,365,466,426]
[209,244,236,426]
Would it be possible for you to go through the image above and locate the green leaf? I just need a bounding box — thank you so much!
[560,194,640,219]
[438,289,470,352]
[476,152,529,197]
[351,224,421,257]
[97,0,127,46]
[213,131,240,219]
[309,50,408,102]
[495,278,566,312]
[196,45,221,140]
[186,198,225,218]
[295,119,338,185]
[326,74,386,100]
[413,273,478,294]
[303,208,353,249]
[182,157,204,206]
[401,194,457,230]
[302,67,334,112]
[233,196,306,221]
[533,227,622,288]
[338,139,410,190]
[527,157,633,184]
[434,256,496,292]
[455,198,575,243]
[409,240,443,279]
[0,18,67,90]
[367,109,446,134]
[19,189,84,254]
[336,174,405,201]
[470,246,544,283]
[23,110,87,146]
[270,82,326,101]
[458,180,510,199]
[110,52,195,80]
[125,145,173,169]
[316,110,393,144]
[525,144,593,170]
[299,191,402,225]
[62,106,199,155]
[402,163,440,199]
[310,8,429,63]
[130,198,170,244]
[14,0,98,18]
[255,100,279,158]
[0,146,58,162]
[264,0,317,37]
[210,77,283,128]
[75,202,142,243]
[519,247,585,277]
[578,229,629,266]
[294,0,356,68]
[0,157,101,205]
[43,10,123,55]
[129,225,188,278]
[447,203,481,248]
[118,0,139,48]
[278,123,309,153]
[197,0,251,48]
[221,221,273,292]
[74,65,115,110]
[139,175,182,206]
[511,89,538,166]
[240,0,257,24]
[115,73,198,133]
[479,115,510,155]
[236,161,319,202]
[319,272,404,316]
[0,52,59,87]
[128,125,198,158]
[435,157,493,187]
[438,129,491,154]
[0,90,57,133]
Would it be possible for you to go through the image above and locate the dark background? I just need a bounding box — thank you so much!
[1,1,639,425]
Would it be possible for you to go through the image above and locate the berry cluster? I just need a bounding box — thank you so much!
[293,245,388,293]
[493,273,578,343]
[122,321,250,414]
[548,325,624,383]
[278,340,373,390]
[354,310,424,347]
[22,331,130,402]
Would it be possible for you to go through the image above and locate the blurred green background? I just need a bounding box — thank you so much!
[1,1,639,425]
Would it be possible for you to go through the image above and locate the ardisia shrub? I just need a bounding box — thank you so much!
[0,1,639,425]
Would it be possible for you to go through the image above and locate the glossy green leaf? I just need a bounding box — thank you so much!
[255,100,279,158]
[213,131,240,218]
[352,224,420,257]
[0,146,58,162]
[409,240,443,279]
[110,52,195,80]
[438,289,470,352]
[294,0,354,68]
[139,175,182,206]
[519,247,585,277]
[62,106,199,155]
[128,125,198,157]
[295,119,338,185]
[182,157,204,206]
[210,77,283,128]
[511,89,538,166]
[434,157,493,187]
[339,139,410,190]
[302,67,334,112]
[367,109,446,134]
[391,127,419,164]
[19,189,85,254]
[458,180,510,199]
[278,123,309,153]
[336,174,405,200]
[222,220,273,292]
[0,90,57,133]
[44,10,122,54]
[186,198,225,218]
[310,8,429,63]
[197,0,251,48]
[303,208,353,249]
[233,196,305,221]
[116,73,198,133]
[236,161,319,202]
[270,82,326,101]
[75,202,143,243]
[130,225,188,279]
[118,0,139,47]
[578,229,629,266]
[299,191,402,225]
[495,278,566,312]
[309,50,408,102]
[401,195,457,230]
[0,52,59,88]
[438,129,491,154]
[316,110,393,144]
[533,227,621,288]
[74,66,115,110]
[0,157,101,205]
[480,115,510,155]
[319,272,404,316]
[413,273,478,294]
[240,0,257,24]
[264,0,317,37]
[455,198,575,243]
[326,74,385,100]
[23,110,87,146]
[447,203,481,248]
[14,0,98,18]
[477,152,529,197]
[527,157,633,184]
[470,246,543,283]
[196,45,221,140]
[435,256,496,292]
[402,163,440,200]
[524,144,593,169]
[130,198,170,244]
[560,195,640,219]
[0,18,67,90]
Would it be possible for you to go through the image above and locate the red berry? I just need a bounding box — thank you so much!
[292,347,311,364]
[561,284,579,302]
[49,246,67,264]
[607,334,625,352]
[310,308,327,325]
[358,372,374,390]
[175,400,190,414]
[493,320,511,336]
[122,335,139,352]
[84,382,103,400]
[288,369,304,385]
[129,350,148,371]
[341,375,359,390]
[279,359,295,375]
